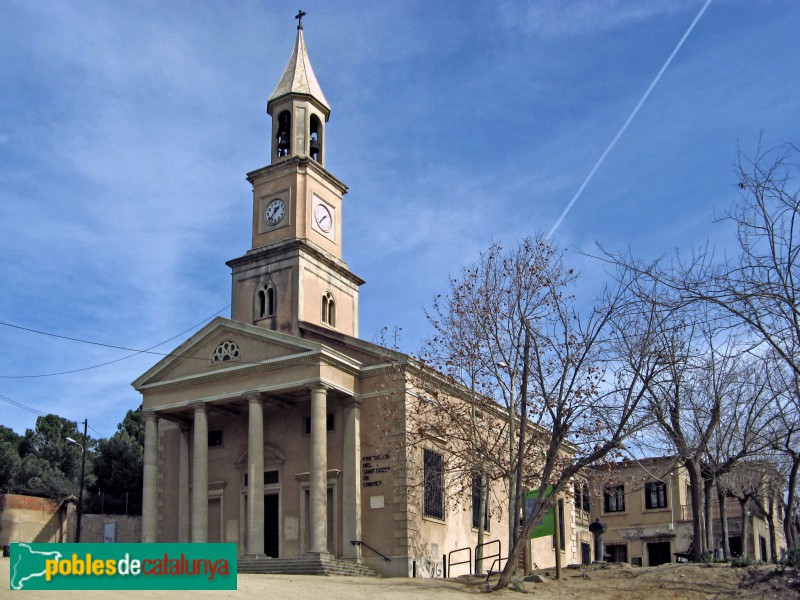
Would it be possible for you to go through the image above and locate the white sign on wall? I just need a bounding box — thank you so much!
[103,522,116,543]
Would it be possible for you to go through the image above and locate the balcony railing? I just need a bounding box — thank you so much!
[680,499,742,522]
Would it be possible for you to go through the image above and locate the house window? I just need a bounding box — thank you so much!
[256,282,276,320]
[304,413,334,434]
[645,481,668,509]
[322,292,336,327]
[423,449,444,520]
[208,430,223,447]
[606,543,628,563]
[471,473,490,530]
[574,483,591,513]
[604,484,625,513]
[551,498,565,550]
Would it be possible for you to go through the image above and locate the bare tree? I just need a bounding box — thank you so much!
[602,140,800,559]
[416,234,673,590]
[764,353,800,550]
[420,237,573,559]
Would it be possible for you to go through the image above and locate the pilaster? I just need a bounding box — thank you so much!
[342,397,362,561]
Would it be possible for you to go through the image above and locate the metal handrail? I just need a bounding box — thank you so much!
[475,539,501,574]
[351,540,391,561]
[446,546,472,577]
[485,556,508,582]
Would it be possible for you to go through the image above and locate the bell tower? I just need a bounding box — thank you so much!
[226,13,364,338]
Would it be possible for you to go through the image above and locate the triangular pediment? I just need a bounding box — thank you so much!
[132,317,328,390]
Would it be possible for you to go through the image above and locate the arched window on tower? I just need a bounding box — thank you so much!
[309,115,322,163]
[321,291,336,328]
[255,282,276,321]
[276,111,291,157]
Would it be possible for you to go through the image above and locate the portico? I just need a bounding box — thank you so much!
[135,321,363,561]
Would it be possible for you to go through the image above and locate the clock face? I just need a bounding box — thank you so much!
[314,203,333,232]
[264,199,285,225]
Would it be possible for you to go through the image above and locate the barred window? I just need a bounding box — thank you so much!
[423,449,444,520]
[574,483,591,513]
[604,484,625,513]
[645,481,668,509]
[471,473,490,530]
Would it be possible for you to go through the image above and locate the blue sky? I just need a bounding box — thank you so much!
[1,0,798,438]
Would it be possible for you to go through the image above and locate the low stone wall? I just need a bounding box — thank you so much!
[80,514,142,543]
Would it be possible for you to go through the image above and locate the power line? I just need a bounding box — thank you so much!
[0,305,231,378]
[0,393,48,416]
[547,0,714,239]
[1,393,114,439]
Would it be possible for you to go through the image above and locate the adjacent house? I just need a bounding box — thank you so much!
[588,457,786,566]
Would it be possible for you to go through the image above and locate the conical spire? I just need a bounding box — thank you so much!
[268,28,330,119]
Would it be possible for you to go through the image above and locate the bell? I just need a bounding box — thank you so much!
[309,136,320,159]
[276,130,290,156]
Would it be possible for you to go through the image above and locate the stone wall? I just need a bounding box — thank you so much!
[80,514,142,543]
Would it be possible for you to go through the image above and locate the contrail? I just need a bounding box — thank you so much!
[547,0,713,240]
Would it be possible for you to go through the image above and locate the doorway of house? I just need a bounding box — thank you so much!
[647,541,671,566]
[581,542,591,565]
[264,493,279,557]
[729,536,742,557]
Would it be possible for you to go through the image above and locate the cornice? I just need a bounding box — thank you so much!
[226,238,365,286]
[246,156,347,195]
[138,350,363,395]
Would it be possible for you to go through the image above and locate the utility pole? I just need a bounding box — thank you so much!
[66,419,87,543]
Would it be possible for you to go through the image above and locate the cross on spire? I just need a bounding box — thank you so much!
[295,10,306,30]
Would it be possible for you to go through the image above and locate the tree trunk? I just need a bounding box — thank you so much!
[508,472,517,555]
[767,494,778,563]
[739,499,750,558]
[785,453,800,549]
[476,473,487,574]
[686,459,705,559]
[703,476,714,552]
[507,406,517,553]
[718,486,730,560]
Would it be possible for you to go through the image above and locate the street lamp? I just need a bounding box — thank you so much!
[66,435,86,543]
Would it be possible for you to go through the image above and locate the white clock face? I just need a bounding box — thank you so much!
[264,199,285,225]
[314,203,332,232]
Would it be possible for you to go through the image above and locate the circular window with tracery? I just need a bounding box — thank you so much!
[212,340,241,363]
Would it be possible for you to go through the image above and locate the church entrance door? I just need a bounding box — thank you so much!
[264,493,280,557]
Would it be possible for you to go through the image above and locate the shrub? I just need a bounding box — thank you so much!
[730,555,758,568]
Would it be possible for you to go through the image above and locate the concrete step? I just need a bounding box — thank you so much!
[238,555,380,577]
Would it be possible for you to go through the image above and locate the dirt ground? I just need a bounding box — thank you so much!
[2,557,799,599]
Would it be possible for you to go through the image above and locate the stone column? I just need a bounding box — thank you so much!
[308,385,328,554]
[247,394,265,556]
[141,412,158,542]
[191,403,208,543]
[178,425,190,543]
[342,398,362,561]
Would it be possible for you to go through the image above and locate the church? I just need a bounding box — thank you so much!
[133,17,585,577]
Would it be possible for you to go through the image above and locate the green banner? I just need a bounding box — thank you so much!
[525,486,555,539]
[9,543,237,591]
